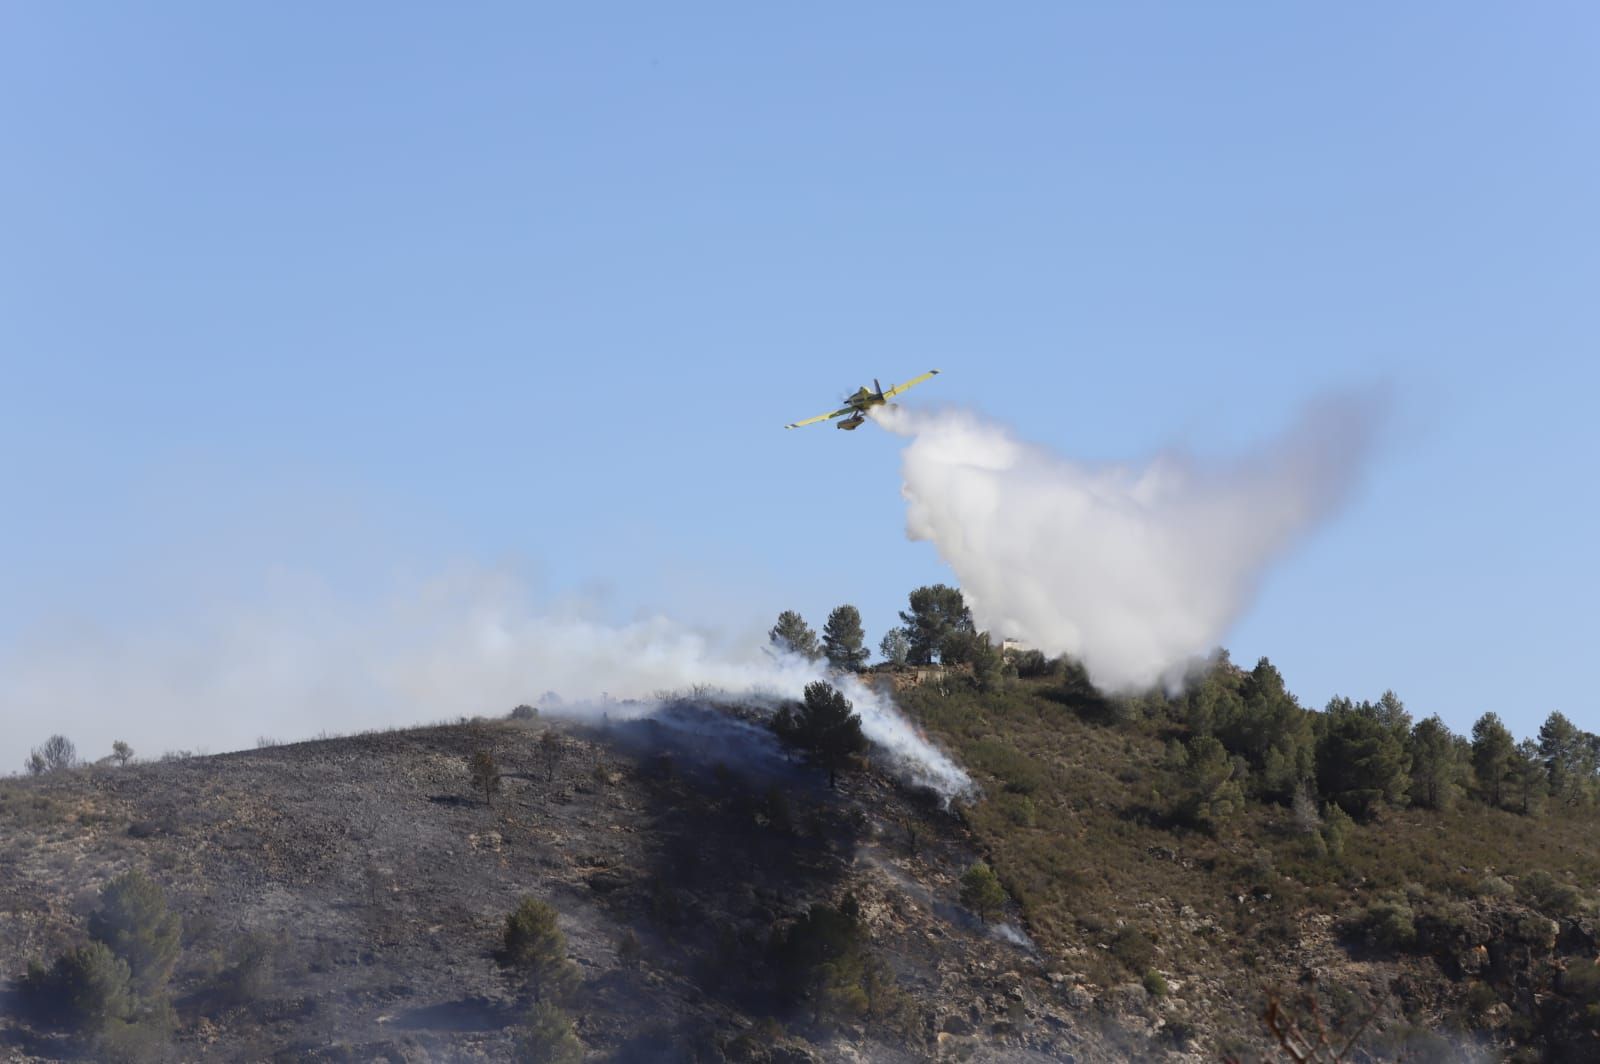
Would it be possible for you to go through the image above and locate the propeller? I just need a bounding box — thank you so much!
[874,378,884,399]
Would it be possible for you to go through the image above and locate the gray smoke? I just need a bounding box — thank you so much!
[875,392,1384,692]
[0,567,970,797]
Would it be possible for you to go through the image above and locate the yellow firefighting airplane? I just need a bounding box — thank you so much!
[784,369,941,431]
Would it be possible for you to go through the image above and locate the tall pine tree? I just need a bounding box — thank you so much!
[772,681,868,788]
[1471,712,1515,808]
[821,605,870,672]
[898,585,973,665]
[769,610,821,661]
[1408,715,1461,810]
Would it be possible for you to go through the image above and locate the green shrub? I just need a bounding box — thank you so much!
[1509,913,1557,948]
[863,956,922,1040]
[969,739,1047,795]
[96,1010,174,1064]
[772,895,871,1023]
[1518,870,1586,918]
[516,1001,582,1064]
[496,897,580,1004]
[1012,650,1058,678]
[960,862,1007,923]
[1358,897,1418,952]
[1559,962,1600,1013]
[1477,875,1515,898]
[1465,980,1499,1016]
[210,930,282,1010]
[88,871,180,996]
[25,942,133,1030]
[1322,803,1354,861]
[995,792,1037,828]
[1143,970,1169,997]
[1163,1017,1197,1048]
[1414,898,1484,955]
[1110,926,1155,973]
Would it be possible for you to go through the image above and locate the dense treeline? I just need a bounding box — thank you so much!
[1166,652,1600,830]
[769,584,1005,688]
[774,584,1597,832]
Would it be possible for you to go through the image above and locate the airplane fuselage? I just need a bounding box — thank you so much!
[836,387,884,428]
[783,370,937,431]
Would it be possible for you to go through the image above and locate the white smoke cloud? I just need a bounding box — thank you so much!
[0,567,970,796]
[875,393,1385,692]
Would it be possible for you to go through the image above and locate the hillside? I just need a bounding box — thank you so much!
[3,704,1127,1062]
[894,669,1600,1062]
[3,675,1598,1062]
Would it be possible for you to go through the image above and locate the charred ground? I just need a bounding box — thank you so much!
[1,703,1114,1062]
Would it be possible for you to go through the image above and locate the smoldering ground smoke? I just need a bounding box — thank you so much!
[0,568,970,797]
[875,393,1385,692]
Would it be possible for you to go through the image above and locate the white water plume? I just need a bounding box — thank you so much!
[875,393,1384,692]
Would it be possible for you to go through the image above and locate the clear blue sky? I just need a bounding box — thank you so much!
[3,4,1596,758]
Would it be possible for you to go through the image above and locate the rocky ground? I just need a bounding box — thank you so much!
[0,705,1156,1062]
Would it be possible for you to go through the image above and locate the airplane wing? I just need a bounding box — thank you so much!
[881,369,941,400]
[785,406,853,429]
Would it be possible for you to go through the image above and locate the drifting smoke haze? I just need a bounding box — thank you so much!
[0,568,970,797]
[875,393,1385,692]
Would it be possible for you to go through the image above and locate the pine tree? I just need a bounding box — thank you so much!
[769,610,821,661]
[87,871,180,998]
[1173,735,1245,833]
[496,898,580,1004]
[1375,690,1412,733]
[969,632,1005,691]
[771,681,868,788]
[898,585,974,665]
[1471,712,1516,808]
[878,628,911,667]
[1537,711,1583,805]
[938,629,1005,690]
[469,748,501,807]
[821,605,870,672]
[28,942,134,1031]
[959,862,1007,923]
[1509,738,1548,816]
[1407,715,1461,810]
[1321,802,1354,861]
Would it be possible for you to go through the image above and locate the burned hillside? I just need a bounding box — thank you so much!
[5,663,1599,1063]
[0,703,1127,1062]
